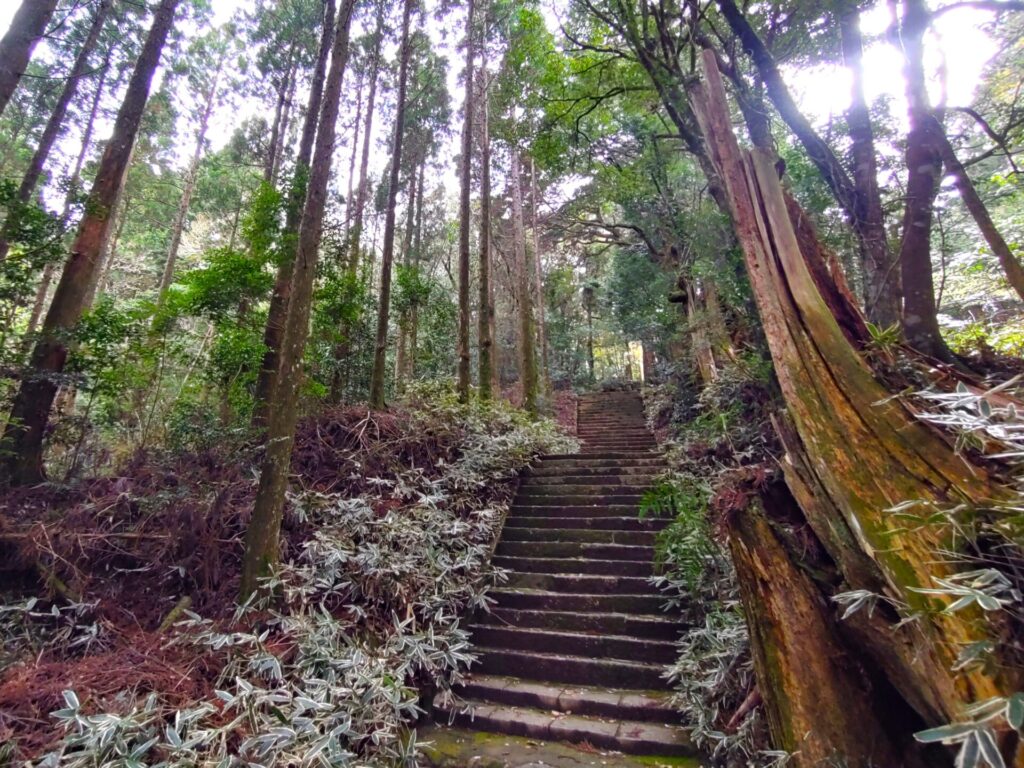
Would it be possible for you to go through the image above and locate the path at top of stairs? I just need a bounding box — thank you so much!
[428,389,699,765]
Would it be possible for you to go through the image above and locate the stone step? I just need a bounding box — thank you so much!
[455,676,682,724]
[502,526,657,546]
[509,504,656,518]
[469,624,677,664]
[514,494,645,507]
[537,455,665,466]
[519,484,650,496]
[496,541,654,561]
[503,516,666,532]
[542,452,661,461]
[521,474,659,486]
[525,466,663,478]
[505,571,659,595]
[479,607,682,641]
[434,700,694,757]
[488,588,666,615]
[474,647,669,689]
[493,555,653,577]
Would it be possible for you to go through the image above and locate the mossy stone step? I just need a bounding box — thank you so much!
[496,540,654,561]
[509,504,655,517]
[493,554,654,576]
[479,607,682,641]
[503,515,666,531]
[474,647,670,689]
[469,625,677,664]
[487,588,666,615]
[502,526,657,546]
[504,571,659,595]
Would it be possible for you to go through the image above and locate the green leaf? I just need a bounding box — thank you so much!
[915,723,976,743]
[1007,693,1024,730]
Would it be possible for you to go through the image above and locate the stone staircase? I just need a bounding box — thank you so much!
[435,390,695,758]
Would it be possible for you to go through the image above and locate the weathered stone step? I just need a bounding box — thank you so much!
[505,571,658,595]
[488,588,666,615]
[493,555,653,577]
[502,526,657,546]
[515,494,645,507]
[503,516,665,532]
[519,484,650,496]
[542,452,661,461]
[475,647,669,689]
[509,504,657,518]
[537,455,665,466]
[496,541,654,561]
[480,607,682,641]
[521,474,658,486]
[469,625,677,664]
[455,676,682,724]
[525,465,662,478]
[434,700,694,756]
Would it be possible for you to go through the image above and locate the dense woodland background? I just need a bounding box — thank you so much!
[0,0,1023,765]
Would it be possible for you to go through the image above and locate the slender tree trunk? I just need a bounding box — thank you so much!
[240,0,358,599]
[347,0,386,271]
[839,8,901,328]
[85,144,134,307]
[395,168,417,394]
[23,57,109,344]
[155,56,224,314]
[0,0,111,264]
[368,0,414,410]
[896,0,954,362]
[456,0,475,402]
[344,69,363,231]
[1,0,182,486]
[263,52,295,185]
[0,0,60,119]
[530,157,550,400]
[252,0,335,429]
[511,152,537,416]
[271,71,298,187]
[938,132,1024,302]
[477,58,494,401]
[409,156,425,380]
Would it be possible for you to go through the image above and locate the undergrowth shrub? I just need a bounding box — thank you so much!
[4,385,575,766]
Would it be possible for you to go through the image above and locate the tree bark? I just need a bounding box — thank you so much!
[691,48,1021,745]
[0,0,60,119]
[395,166,417,395]
[368,0,414,410]
[456,0,474,403]
[240,0,358,599]
[1,0,182,486]
[896,0,955,362]
[839,8,902,328]
[477,57,494,401]
[252,0,335,429]
[511,152,537,416]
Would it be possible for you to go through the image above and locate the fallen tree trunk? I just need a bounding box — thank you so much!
[690,47,1021,757]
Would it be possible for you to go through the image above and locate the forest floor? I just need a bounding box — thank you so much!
[0,387,577,765]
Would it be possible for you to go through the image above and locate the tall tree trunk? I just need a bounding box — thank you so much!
[23,54,110,344]
[263,51,295,185]
[896,0,954,362]
[839,8,902,328]
[271,71,298,188]
[0,0,60,119]
[511,152,537,416]
[344,69,363,231]
[347,0,386,272]
[240,0,358,599]
[154,55,225,315]
[252,0,335,429]
[368,0,414,410]
[938,132,1024,302]
[691,49,1022,759]
[1,0,182,486]
[0,0,111,263]
[530,157,550,400]
[477,58,494,401]
[395,167,417,394]
[409,156,425,380]
[456,0,474,402]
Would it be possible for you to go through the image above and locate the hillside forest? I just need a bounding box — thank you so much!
[0,0,1023,765]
